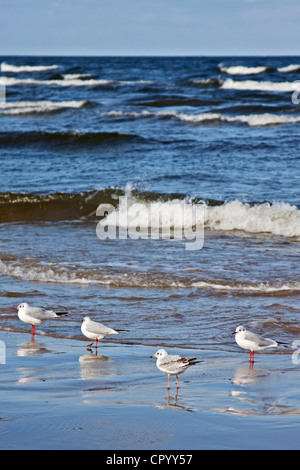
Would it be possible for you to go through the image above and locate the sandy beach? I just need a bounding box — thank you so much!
[0,329,300,450]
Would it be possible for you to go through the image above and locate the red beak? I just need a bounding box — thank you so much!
[14,307,18,310]
[232,330,237,335]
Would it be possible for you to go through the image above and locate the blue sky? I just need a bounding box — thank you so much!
[1,0,300,56]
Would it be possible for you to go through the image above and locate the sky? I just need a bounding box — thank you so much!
[0,0,300,56]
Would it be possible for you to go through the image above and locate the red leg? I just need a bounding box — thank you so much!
[249,351,254,363]
[88,338,98,348]
[31,325,35,336]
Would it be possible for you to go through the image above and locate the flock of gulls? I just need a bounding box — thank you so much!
[14,302,288,390]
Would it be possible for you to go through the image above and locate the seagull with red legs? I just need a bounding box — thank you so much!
[233,325,288,363]
[15,302,68,337]
[81,316,123,349]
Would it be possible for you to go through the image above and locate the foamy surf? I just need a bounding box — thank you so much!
[0,257,190,288]
[62,73,93,80]
[277,64,300,73]
[205,200,300,238]
[192,280,300,294]
[219,65,269,75]
[1,256,299,295]
[0,100,89,115]
[1,76,113,87]
[0,258,90,285]
[222,78,300,92]
[100,191,300,238]
[105,109,300,127]
[1,188,299,238]
[1,62,60,73]
[1,76,154,88]
[1,257,299,294]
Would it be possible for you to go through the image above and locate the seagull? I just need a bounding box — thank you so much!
[233,325,287,363]
[151,348,200,389]
[81,316,122,348]
[15,302,68,336]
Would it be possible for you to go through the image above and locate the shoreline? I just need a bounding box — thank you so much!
[0,330,300,449]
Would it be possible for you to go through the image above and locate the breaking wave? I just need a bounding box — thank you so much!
[4,102,299,126]
[1,188,299,238]
[104,109,300,127]
[0,100,90,115]
[1,76,154,88]
[0,256,188,288]
[1,76,113,87]
[219,65,270,75]
[1,62,60,73]
[0,130,141,147]
[0,256,299,294]
[221,78,300,92]
[277,64,300,73]
[102,194,300,238]
[204,199,300,238]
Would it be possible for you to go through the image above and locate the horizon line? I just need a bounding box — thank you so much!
[1,53,300,58]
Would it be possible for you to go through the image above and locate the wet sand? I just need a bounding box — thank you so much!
[0,330,300,450]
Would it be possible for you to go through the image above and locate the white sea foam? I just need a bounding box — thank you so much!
[1,62,60,73]
[1,256,299,292]
[1,256,299,293]
[0,258,187,289]
[221,78,300,92]
[205,200,300,237]
[165,111,300,127]
[105,109,300,127]
[102,196,205,230]
[1,76,154,88]
[0,258,102,285]
[0,100,88,115]
[62,73,93,80]
[0,257,117,286]
[192,280,300,293]
[277,64,300,73]
[1,76,112,87]
[101,192,300,239]
[219,65,269,75]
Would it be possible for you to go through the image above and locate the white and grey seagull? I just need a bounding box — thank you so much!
[152,348,201,389]
[81,316,124,349]
[233,325,287,363]
[15,302,68,336]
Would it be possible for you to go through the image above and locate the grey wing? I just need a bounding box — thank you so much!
[88,319,113,335]
[260,337,277,347]
[42,309,58,319]
[164,354,182,362]
[162,358,189,373]
[245,330,276,347]
[28,306,51,319]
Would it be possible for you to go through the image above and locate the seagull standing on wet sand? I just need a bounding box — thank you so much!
[152,349,201,389]
[15,302,68,336]
[233,325,287,363]
[81,316,122,349]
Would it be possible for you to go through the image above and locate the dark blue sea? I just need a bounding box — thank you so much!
[0,56,299,351]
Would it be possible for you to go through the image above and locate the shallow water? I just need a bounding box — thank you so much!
[1,332,300,450]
